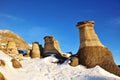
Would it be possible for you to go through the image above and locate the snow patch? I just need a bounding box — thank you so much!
[0,51,120,80]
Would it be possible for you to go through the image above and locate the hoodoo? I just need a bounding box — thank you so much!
[31,42,41,58]
[43,36,63,57]
[76,21,120,77]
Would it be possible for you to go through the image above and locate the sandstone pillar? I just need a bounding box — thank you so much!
[77,21,104,48]
[76,21,120,77]
[43,36,63,57]
[6,41,18,54]
[31,42,40,58]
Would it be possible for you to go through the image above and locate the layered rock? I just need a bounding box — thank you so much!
[76,21,120,77]
[43,36,63,57]
[31,42,41,58]
[0,30,31,50]
[6,41,18,54]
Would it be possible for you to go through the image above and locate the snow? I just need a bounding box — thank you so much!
[0,50,120,80]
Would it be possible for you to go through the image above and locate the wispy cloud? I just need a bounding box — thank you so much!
[27,26,53,38]
[109,17,120,25]
[0,13,25,22]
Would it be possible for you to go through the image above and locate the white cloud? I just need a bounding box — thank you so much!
[0,13,25,22]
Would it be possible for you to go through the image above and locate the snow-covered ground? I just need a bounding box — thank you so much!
[0,50,120,80]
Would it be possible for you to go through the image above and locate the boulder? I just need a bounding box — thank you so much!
[69,56,79,67]
[76,21,120,77]
[11,59,22,68]
[0,72,6,80]
[0,59,5,67]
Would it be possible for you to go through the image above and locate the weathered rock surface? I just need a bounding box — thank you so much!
[0,72,6,80]
[0,30,31,50]
[76,21,120,77]
[31,42,40,58]
[69,56,79,67]
[43,36,63,57]
[6,41,18,54]
[11,58,22,68]
[0,59,5,67]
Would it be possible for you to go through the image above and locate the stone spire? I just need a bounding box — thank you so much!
[43,36,63,57]
[31,42,40,58]
[6,41,18,54]
[76,20,120,77]
[76,21,104,48]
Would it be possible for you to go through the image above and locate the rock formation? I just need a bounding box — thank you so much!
[69,56,79,67]
[6,41,18,54]
[11,58,22,68]
[0,59,5,67]
[76,21,120,77]
[31,42,41,58]
[0,30,31,50]
[43,36,63,57]
[0,72,6,80]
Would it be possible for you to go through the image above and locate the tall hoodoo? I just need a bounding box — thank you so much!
[6,41,18,54]
[76,20,120,77]
[43,36,63,57]
[77,21,104,48]
[31,42,40,58]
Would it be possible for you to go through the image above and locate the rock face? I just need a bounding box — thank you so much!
[6,41,18,54]
[76,21,120,77]
[31,42,41,58]
[0,30,30,50]
[43,36,63,57]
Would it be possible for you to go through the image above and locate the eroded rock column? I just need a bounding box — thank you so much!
[76,21,120,77]
[77,21,104,48]
[43,36,63,57]
[31,42,40,58]
[6,41,18,54]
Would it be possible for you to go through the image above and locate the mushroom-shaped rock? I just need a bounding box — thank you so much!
[76,20,120,77]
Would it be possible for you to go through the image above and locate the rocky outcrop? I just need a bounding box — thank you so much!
[0,59,5,67]
[0,30,31,50]
[76,21,120,77]
[43,36,63,57]
[0,72,6,80]
[6,41,18,54]
[31,42,41,58]
[11,58,22,68]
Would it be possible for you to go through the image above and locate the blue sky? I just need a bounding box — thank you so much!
[0,0,120,64]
